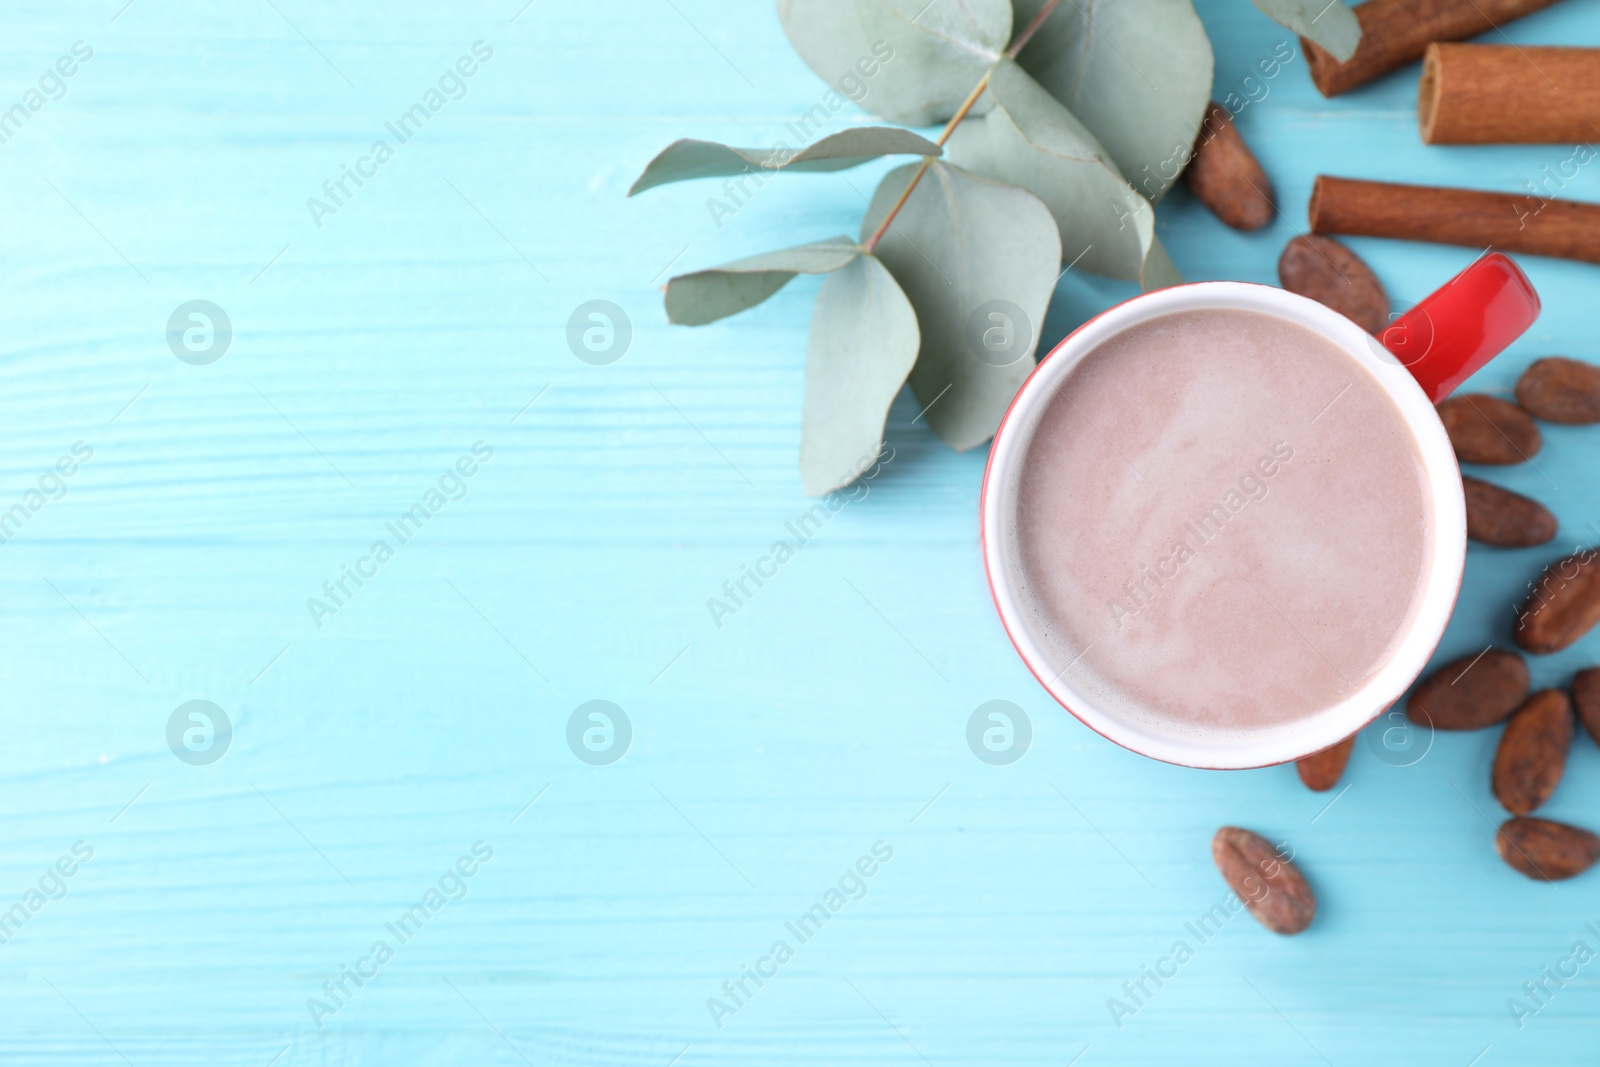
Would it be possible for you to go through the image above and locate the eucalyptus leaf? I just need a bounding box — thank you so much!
[864,162,1060,451]
[628,128,943,197]
[1140,238,1183,292]
[1011,0,1212,202]
[944,58,1178,290]
[1250,0,1360,62]
[801,254,918,495]
[776,0,1012,126]
[665,237,861,326]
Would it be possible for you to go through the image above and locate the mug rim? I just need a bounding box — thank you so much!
[979,280,1467,770]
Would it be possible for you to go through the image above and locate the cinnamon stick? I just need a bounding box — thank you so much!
[1309,176,1600,264]
[1420,44,1600,144]
[1303,0,1565,98]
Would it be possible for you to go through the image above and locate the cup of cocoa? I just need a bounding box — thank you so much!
[982,254,1540,768]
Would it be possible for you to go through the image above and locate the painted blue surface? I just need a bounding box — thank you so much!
[1,1,1598,1063]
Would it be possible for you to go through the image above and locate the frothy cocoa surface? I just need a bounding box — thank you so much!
[1015,308,1432,732]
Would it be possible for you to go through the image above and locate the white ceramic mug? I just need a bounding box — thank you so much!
[980,254,1541,769]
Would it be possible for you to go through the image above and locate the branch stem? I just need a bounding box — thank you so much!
[1006,0,1062,59]
[861,0,1062,255]
[862,72,988,252]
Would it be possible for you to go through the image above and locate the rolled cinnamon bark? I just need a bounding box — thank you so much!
[1304,0,1566,98]
[1420,44,1600,144]
[1309,176,1600,264]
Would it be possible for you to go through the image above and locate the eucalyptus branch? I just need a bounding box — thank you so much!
[862,0,1062,254]
[642,0,1222,485]
[861,77,987,252]
[1004,0,1067,60]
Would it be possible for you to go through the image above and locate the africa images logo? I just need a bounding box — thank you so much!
[166,300,232,365]
[167,700,231,766]
[567,701,631,765]
[967,700,1031,765]
[305,42,494,229]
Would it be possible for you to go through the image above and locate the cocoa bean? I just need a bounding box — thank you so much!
[1491,689,1573,815]
[1211,827,1315,935]
[1463,476,1556,547]
[1496,817,1600,881]
[1515,357,1600,425]
[1184,103,1274,231]
[1278,235,1390,335]
[1572,667,1600,746]
[1515,549,1600,654]
[1436,394,1542,465]
[1406,648,1529,730]
[1296,734,1356,792]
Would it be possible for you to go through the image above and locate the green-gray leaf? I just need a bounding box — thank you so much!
[1011,0,1212,202]
[776,0,1012,126]
[864,162,1060,451]
[1140,238,1183,292]
[801,254,918,495]
[944,58,1178,289]
[665,237,862,326]
[628,128,943,197]
[1250,0,1360,62]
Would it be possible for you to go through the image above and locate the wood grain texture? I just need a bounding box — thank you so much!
[1,0,1599,1064]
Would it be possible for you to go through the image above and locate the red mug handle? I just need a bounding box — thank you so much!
[1378,253,1541,403]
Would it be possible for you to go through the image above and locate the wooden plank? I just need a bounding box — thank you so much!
[0,0,1597,1062]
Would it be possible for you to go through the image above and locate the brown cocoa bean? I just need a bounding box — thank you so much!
[1277,235,1390,335]
[1515,549,1600,654]
[1296,733,1356,792]
[1572,667,1600,746]
[1437,395,1542,464]
[1463,476,1557,547]
[1515,357,1600,425]
[1406,648,1529,730]
[1496,817,1600,881]
[1436,394,1541,465]
[1491,690,1573,815]
[1211,827,1315,935]
[1184,103,1274,231]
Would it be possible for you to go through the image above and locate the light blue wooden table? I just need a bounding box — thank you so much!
[3,1,1599,1063]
